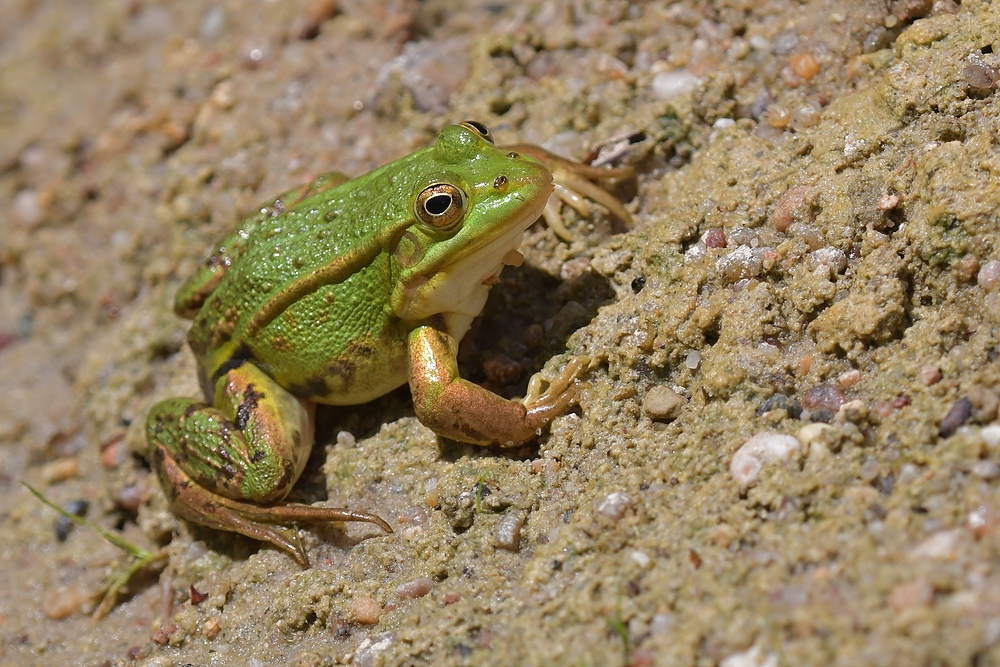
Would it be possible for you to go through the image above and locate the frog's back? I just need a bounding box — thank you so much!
[185,150,430,403]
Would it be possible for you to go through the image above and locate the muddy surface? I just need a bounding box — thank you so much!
[2,1,999,665]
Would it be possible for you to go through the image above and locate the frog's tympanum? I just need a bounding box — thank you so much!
[146,122,631,564]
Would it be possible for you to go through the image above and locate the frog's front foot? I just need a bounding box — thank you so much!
[409,324,588,447]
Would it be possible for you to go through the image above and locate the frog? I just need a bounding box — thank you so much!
[146,121,632,565]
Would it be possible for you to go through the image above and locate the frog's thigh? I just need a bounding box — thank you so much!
[146,364,314,504]
[408,324,567,447]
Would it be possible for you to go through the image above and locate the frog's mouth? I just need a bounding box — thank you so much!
[396,195,547,327]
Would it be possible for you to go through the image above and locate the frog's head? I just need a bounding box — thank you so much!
[391,122,554,338]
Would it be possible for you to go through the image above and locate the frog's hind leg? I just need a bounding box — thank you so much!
[146,363,390,566]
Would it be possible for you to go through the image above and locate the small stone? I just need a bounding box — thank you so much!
[773,185,809,231]
[349,595,382,625]
[963,61,997,90]
[42,584,89,619]
[643,386,687,421]
[496,511,525,551]
[801,383,846,413]
[651,70,701,101]
[720,645,778,667]
[42,457,79,483]
[807,246,848,274]
[757,394,803,419]
[837,400,869,424]
[685,350,701,370]
[396,577,435,599]
[203,616,222,639]
[789,53,820,81]
[889,579,934,612]
[353,632,395,667]
[837,369,862,389]
[967,505,997,537]
[717,246,762,282]
[981,425,1000,448]
[912,529,962,560]
[939,398,972,437]
[730,432,801,484]
[918,365,941,386]
[596,492,635,520]
[703,228,726,248]
[977,260,1000,290]
[876,193,900,210]
[971,461,1000,480]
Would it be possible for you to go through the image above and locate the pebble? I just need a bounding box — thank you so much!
[643,386,687,422]
[939,397,972,437]
[802,383,847,412]
[496,511,525,551]
[685,350,701,370]
[977,260,1000,290]
[790,53,820,81]
[730,432,801,484]
[720,645,778,667]
[756,394,803,419]
[42,457,79,483]
[596,492,635,520]
[651,70,701,101]
[967,504,997,537]
[396,577,435,599]
[42,584,90,619]
[203,617,222,639]
[717,245,763,282]
[349,595,382,625]
[353,632,395,667]
[889,579,934,612]
[963,61,997,90]
[773,185,809,231]
[806,246,848,274]
[981,425,1000,448]
[837,369,862,389]
[918,365,941,386]
[970,460,1000,480]
[912,529,962,560]
[55,499,89,542]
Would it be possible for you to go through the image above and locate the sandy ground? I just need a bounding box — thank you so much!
[2,1,999,665]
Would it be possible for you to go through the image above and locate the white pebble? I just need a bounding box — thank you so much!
[685,350,701,370]
[353,632,395,667]
[628,550,651,568]
[596,492,635,520]
[807,246,848,273]
[981,424,1000,448]
[971,461,1000,480]
[979,260,1000,290]
[720,645,778,667]
[717,245,762,282]
[730,432,801,484]
[911,529,963,560]
[651,70,701,101]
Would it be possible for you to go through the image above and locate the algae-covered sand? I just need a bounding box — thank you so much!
[1,1,999,665]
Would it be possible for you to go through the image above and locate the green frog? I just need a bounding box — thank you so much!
[146,121,631,565]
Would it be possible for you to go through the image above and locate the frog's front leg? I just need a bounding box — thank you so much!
[408,320,585,447]
[146,363,390,566]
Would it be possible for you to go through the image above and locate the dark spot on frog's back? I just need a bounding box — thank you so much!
[235,383,265,431]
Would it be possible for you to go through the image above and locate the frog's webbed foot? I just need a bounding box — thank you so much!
[154,445,391,567]
[504,144,634,241]
[146,363,391,567]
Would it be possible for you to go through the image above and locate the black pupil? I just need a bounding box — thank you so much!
[467,120,488,135]
[426,194,452,215]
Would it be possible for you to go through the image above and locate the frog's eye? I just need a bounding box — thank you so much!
[415,183,466,230]
[459,120,494,145]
